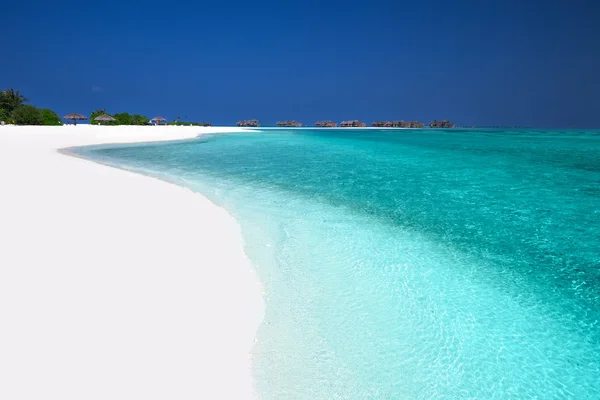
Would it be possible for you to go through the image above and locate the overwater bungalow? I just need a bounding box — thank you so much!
[237,119,259,127]
[276,120,302,127]
[372,121,393,127]
[429,120,455,128]
[372,120,424,128]
[315,120,337,127]
[340,120,367,127]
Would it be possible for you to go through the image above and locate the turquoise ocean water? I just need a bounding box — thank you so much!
[74,129,600,399]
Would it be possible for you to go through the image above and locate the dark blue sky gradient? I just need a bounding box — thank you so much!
[2,0,599,127]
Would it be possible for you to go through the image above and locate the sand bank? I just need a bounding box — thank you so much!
[0,125,264,399]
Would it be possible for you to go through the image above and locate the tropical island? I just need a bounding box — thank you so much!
[1,88,456,129]
[0,89,216,127]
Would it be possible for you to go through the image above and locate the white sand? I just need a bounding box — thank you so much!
[0,126,265,399]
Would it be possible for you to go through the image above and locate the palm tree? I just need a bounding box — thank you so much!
[0,89,29,113]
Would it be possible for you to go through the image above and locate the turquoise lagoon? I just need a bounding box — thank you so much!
[74,129,600,399]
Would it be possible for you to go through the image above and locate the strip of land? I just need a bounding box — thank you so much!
[0,125,264,400]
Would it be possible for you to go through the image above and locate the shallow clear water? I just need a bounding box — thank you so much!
[74,129,600,399]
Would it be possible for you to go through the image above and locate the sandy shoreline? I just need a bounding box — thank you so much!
[0,126,264,399]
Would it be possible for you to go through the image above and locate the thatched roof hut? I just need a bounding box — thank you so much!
[429,120,455,128]
[372,121,394,127]
[63,113,87,125]
[372,120,426,128]
[237,120,259,127]
[340,120,366,128]
[276,120,302,127]
[315,120,337,127]
[93,114,116,125]
[151,116,167,125]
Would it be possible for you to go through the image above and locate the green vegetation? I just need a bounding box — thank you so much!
[40,108,62,126]
[132,114,150,125]
[114,112,133,125]
[12,105,44,125]
[115,112,150,125]
[0,89,28,114]
[1,88,61,125]
[89,109,150,125]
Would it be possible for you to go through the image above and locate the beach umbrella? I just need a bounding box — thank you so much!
[151,116,166,125]
[93,113,116,125]
[63,112,88,126]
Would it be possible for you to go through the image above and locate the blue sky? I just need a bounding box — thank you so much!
[2,0,599,127]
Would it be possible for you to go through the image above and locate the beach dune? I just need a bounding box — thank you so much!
[0,126,264,399]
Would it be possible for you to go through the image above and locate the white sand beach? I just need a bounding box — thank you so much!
[0,126,264,399]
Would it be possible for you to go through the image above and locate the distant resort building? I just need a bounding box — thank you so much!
[237,119,259,127]
[372,120,426,128]
[315,120,337,127]
[340,120,366,127]
[276,120,302,127]
[429,120,455,128]
[372,121,394,127]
